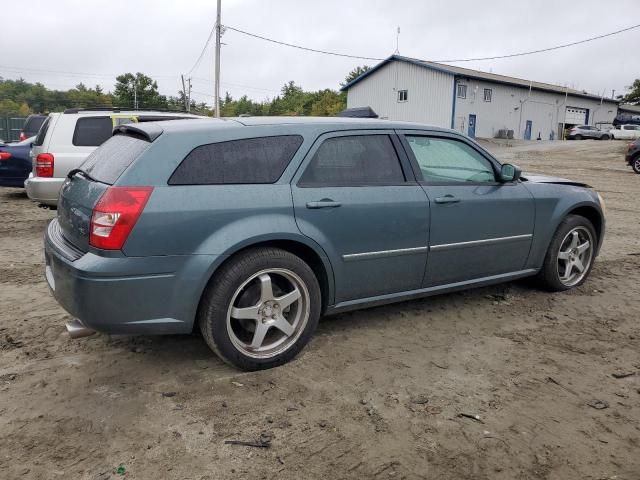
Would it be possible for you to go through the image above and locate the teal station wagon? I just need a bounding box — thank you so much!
[45,116,605,370]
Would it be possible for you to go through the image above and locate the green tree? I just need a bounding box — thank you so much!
[618,79,640,105]
[341,65,370,87]
[114,72,167,109]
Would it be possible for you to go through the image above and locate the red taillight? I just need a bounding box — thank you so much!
[19,132,26,141]
[0,152,11,161]
[36,153,54,177]
[89,186,153,250]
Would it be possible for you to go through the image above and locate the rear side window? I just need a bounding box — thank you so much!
[298,135,405,186]
[169,135,303,185]
[72,117,113,146]
[33,117,51,147]
[79,134,150,184]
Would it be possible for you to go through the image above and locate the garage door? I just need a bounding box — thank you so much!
[565,107,587,124]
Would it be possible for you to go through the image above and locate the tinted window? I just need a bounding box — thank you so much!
[33,116,51,147]
[24,116,46,135]
[299,135,405,186]
[406,136,495,183]
[169,135,303,185]
[72,117,113,146]
[79,134,150,184]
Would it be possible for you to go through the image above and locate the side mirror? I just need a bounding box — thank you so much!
[500,163,521,182]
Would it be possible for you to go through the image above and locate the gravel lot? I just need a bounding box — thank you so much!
[0,140,638,480]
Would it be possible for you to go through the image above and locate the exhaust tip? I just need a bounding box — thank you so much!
[66,319,96,339]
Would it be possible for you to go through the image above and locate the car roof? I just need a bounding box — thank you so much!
[127,116,454,138]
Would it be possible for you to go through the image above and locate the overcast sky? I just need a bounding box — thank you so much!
[3,0,639,105]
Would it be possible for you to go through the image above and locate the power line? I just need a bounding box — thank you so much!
[223,25,384,61]
[185,23,217,76]
[191,77,280,94]
[223,22,640,63]
[434,23,640,62]
[0,64,178,79]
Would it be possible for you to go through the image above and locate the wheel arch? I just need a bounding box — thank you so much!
[195,235,335,328]
[566,205,602,238]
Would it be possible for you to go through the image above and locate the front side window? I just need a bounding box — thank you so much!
[398,90,408,102]
[169,135,303,185]
[483,88,492,102]
[72,117,113,146]
[405,136,496,183]
[299,135,405,187]
[457,84,467,99]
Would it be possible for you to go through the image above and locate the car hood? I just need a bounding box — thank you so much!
[520,173,591,188]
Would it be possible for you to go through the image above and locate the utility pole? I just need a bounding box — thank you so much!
[188,77,192,113]
[181,75,188,111]
[131,77,138,110]
[214,0,222,117]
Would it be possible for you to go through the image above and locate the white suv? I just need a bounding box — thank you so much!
[26,108,201,206]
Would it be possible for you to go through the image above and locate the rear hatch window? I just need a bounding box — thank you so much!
[79,134,150,185]
[57,134,150,251]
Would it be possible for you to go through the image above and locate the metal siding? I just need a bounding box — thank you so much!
[346,61,453,126]
[453,79,618,139]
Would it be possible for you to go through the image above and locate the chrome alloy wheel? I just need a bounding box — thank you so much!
[557,226,594,287]
[226,269,310,359]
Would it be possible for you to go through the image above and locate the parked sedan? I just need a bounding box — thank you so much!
[0,136,34,188]
[625,139,640,173]
[567,125,610,140]
[45,117,606,371]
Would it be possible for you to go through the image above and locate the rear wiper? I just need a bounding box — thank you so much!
[67,168,98,182]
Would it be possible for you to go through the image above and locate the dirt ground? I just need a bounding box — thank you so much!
[0,140,639,480]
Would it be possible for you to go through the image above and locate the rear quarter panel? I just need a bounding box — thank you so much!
[120,123,336,306]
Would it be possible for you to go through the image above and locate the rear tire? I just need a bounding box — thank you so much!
[574,134,582,140]
[537,215,597,292]
[198,248,321,371]
[632,156,640,174]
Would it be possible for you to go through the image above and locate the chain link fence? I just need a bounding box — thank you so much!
[0,116,27,142]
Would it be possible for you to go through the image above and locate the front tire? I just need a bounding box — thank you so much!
[537,215,597,292]
[198,248,321,370]
[600,134,610,140]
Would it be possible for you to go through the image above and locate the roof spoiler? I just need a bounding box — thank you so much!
[113,124,163,142]
[336,106,379,118]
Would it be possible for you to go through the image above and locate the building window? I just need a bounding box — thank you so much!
[398,90,408,102]
[457,84,467,99]
[483,88,492,102]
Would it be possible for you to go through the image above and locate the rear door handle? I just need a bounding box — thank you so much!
[434,195,460,204]
[306,199,342,209]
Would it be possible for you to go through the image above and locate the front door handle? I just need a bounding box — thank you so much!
[306,199,342,209]
[434,195,460,204]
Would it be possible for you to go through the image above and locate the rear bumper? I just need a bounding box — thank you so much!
[25,174,63,206]
[44,219,221,335]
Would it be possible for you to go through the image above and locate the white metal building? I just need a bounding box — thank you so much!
[342,55,619,140]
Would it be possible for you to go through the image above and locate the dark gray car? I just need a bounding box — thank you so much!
[44,117,606,370]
